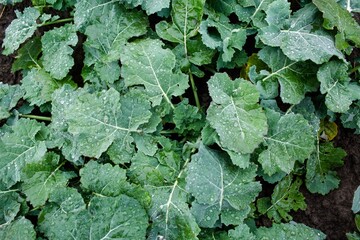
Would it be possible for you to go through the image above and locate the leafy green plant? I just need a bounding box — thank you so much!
[0,0,359,239]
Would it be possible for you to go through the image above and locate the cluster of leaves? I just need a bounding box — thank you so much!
[0,0,359,239]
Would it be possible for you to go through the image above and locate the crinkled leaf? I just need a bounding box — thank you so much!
[341,102,360,133]
[173,100,205,137]
[41,24,78,80]
[255,222,326,239]
[229,224,256,240]
[306,142,346,195]
[80,160,129,196]
[235,0,274,27]
[259,3,344,64]
[0,83,24,120]
[21,69,74,106]
[186,145,261,227]
[313,0,360,46]
[0,217,36,240]
[121,39,189,108]
[206,73,268,154]
[199,13,247,62]
[120,0,170,15]
[318,60,356,113]
[0,119,47,188]
[51,87,152,159]
[257,175,306,222]
[2,7,41,55]
[253,46,318,104]
[21,152,75,207]
[352,186,360,213]
[259,112,315,175]
[156,0,206,44]
[0,190,20,225]
[11,37,42,72]
[83,4,148,84]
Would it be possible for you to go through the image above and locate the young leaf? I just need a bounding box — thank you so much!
[2,7,41,55]
[21,152,75,207]
[318,60,356,113]
[259,3,344,64]
[121,39,189,108]
[206,73,268,154]
[0,119,47,188]
[254,46,318,104]
[0,83,24,120]
[11,37,42,72]
[186,145,262,227]
[83,4,148,84]
[156,0,206,44]
[0,217,36,240]
[306,142,346,195]
[257,175,306,222]
[259,112,315,175]
[255,222,326,239]
[41,24,78,80]
[313,0,360,47]
[52,87,152,159]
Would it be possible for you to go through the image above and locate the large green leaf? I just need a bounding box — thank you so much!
[121,39,189,108]
[258,111,315,175]
[41,24,78,80]
[235,0,274,28]
[11,37,42,72]
[21,152,75,207]
[186,145,261,227]
[0,83,24,120]
[83,4,148,84]
[259,2,344,64]
[0,217,36,240]
[255,222,326,239]
[51,87,152,159]
[338,0,360,13]
[206,73,268,154]
[257,175,306,222]
[120,0,170,15]
[2,7,41,55]
[0,119,47,188]
[313,0,360,47]
[253,47,318,104]
[317,60,358,113]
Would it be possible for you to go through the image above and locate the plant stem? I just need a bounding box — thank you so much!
[189,70,201,111]
[41,18,73,27]
[349,65,360,75]
[19,114,52,122]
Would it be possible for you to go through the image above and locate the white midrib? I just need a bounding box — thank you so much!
[262,62,297,82]
[230,97,245,139]
[141,46,175,109]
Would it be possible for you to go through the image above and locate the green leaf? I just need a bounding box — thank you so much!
[83,4,148,84]
[120,0,170,15]
[235,0,274,28]
[257,175,306,222]
[41,24,78,80]
[52,87,152,159]
[156,0,206,44]
[206,73,268,154]
[259,3,344,64]
[11,37,42,72]
[254,46,318,104]
[259,112,315,175]
[2,7,41,55]
[121,39,189,108]
[0,190,21,225]
[173,100,205,137]
[341,102,360,133]
[0,119,47,188]
[0,83,24,121]
[255,222,326,239]
[0,217,36,240]
[338,0,360,13]
[80,160,129,196]
[21,152,75,207]
[229,224,256,240]
[313,0,360,47]
[199,13,247,62]
[306,142,346,195]
[352,186,360,213]
[318,60,356,113]
[186,145,261,227]
[21,69,73,106]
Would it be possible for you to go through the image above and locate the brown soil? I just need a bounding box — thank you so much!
[0,2,360,240]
